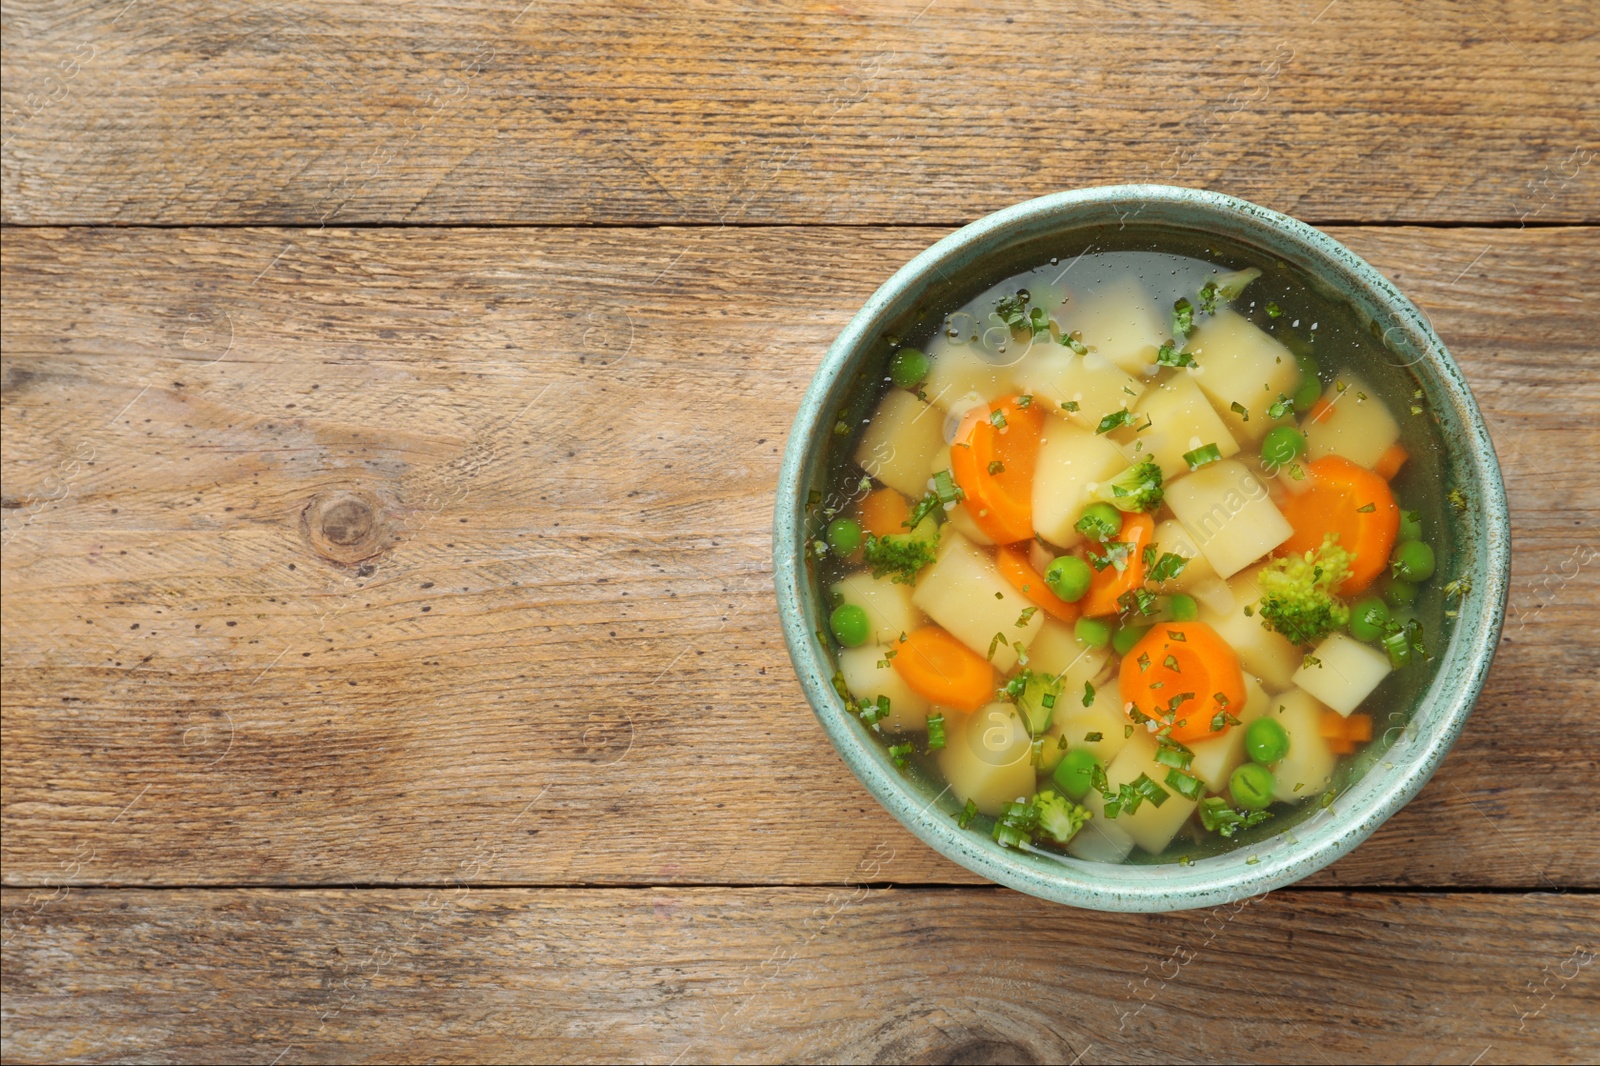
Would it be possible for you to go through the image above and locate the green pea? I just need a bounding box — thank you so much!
[1260,426,1307,467]
[1398,509,1423,542]
[1391,540,1435,582]
[1074,617,1112,648]
[1385,578,1418,608]
[829,603,870,648]
[1292,354,1321,411]
[1168,593,1198,622]
[1053,747,1101,801]
[1078,502,1122,541]
[826,518,863,556]
[1111,624,1151,656]
[1045,555,1093,602]
[1349,596,1391,642]
[889,348,930,389]
[1229,763,1275,811]
[1244,717,1290,765]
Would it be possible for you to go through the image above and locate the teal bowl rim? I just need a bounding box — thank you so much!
[773,185,1510,912]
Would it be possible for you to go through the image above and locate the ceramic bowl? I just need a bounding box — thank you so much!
[773,185,1509,912]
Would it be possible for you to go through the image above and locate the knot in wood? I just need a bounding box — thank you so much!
[301,489,397,567]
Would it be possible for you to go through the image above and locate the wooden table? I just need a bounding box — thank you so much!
[3,2,1597,1062]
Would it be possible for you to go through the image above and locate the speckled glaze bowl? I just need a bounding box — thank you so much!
[774,186,1509,912]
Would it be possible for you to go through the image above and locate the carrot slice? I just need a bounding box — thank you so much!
[1373,443,1409,480]
[1320,710,1374,751]
[892,626,997,713]
[858,487,910,538]
[1118,622,1246,744]
[995,545,1081,624]
[1079,512,1155,618]
[1304,397,1335,425]
[949,395,1046,544]
[1276,456,1399,595]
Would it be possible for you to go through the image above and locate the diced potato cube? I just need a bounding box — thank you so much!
[1131,374,1241,480]
[1303,376,1401,470]
[1199,576,1303,692]
[838,645,931,732]
[1293,632,1393,715]
[855,388,945,499]
[1067,274,1167,375]
[831,571,925,646]
[1081,731,1198,855]
[1044,676,1131,768]
[1148,518,1217,593]
[1010,347,1148,431]
[1187,309,1301,444]
[922,336,1017,413]
[937,702,1036,816]
[1264,688,1338,803]
[911,532,1044,672]
[1030,416,1129,545]
[1184,675,1270,794]
[1066,815,1136,863]
[1026,617,1110,695]
[1166,459,1294,578]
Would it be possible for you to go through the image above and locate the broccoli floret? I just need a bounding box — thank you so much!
[862,516,939,585]
[1256,534,1354,645]
[1032,789,1092,844]
[1095,460,1164,513]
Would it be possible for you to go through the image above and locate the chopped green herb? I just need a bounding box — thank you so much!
[1198,796,1273,837]
[1266,301,1283,318]
[1062,400,1081,412]
[1084,731,1103,742]
[1266,393,1294,420]
[926,714,947,751]
[956,798,979,829]
[989,408,1008,430]
[860,695,891,727]
[1197,280,1219,315]
[1157,340,1196,368]
[1442,575,1473,600]
[887,742,913,769]
[1061,332,1088,356]
[1082,681,1096,707]
[1095,408,1137,434]
[1173,298,1195,338]
[1148,552,1189,584]
[987,459,1006,475]
[1166,768,1205,800]
[1448,487,1469,513]
[1230,401,1250,422]
[1183,443,1223,470]
[1015,606,1039,628]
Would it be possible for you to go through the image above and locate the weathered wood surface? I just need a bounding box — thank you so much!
[3,0,1599,225]
[2,887,1596,1064]
[4,224,1596,888]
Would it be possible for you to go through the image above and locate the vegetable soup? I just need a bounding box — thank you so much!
[809,243,1461,864]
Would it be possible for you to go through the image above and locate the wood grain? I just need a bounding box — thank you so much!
[2,887,1596,1063]
[3,224,1596,888]
[3,0,1598,225]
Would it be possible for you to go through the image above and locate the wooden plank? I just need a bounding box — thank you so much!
[2,225,1596,887]
[2,887,1596,1063]
[3,0,1597,225]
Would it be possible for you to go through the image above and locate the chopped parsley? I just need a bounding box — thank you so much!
[956,798,979,829]
[1198,796,1273,837]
